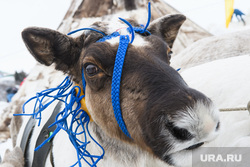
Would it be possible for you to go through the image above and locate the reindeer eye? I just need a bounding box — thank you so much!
[85,64,100,76]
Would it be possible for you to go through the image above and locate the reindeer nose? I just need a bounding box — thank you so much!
[185,142,204,150]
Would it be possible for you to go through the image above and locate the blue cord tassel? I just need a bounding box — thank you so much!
[14,77,104,167]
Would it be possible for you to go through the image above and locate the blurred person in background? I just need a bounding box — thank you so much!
[232,8,246,25]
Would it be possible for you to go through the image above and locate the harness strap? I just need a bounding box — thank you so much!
[20,117,36,161]
[32,101,61,167]
[69,2,152,139]
[111,35,131,138]
[21,101,61,167]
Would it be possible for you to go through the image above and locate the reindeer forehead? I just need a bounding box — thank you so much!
[92,20,150,47]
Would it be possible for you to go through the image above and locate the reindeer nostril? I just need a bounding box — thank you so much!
[185,142,204,150]
[166,122,193,140]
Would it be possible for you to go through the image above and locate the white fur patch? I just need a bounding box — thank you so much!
[175,101,219,139]
[104,19,149,47]
[107,33,149,47]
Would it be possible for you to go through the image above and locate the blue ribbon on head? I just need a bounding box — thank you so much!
[95,2,151,138]
[110,35,131,138]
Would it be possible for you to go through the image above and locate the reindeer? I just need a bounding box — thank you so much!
[171,29,250,70]
[0,4,220,167]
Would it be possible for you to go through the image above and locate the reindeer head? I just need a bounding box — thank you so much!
[22,14,220,165]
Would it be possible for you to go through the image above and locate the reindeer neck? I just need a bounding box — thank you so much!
[88,122,170,167]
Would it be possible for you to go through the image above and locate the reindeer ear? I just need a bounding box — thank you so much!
[22,27,83,72]
[148,14,186,48]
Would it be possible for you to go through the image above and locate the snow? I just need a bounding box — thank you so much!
[0,139,12,162]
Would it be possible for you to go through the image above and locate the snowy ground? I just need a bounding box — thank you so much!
[0,139,12,162]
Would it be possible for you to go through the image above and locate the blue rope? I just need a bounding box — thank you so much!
[14,77,73,126]
[14,77,104,167]
[96,32,120,43]
[127,26,151,36]
[111,35,131,138]
[119,18,135,44]
[142,2,151,33]
[67,28,106,36]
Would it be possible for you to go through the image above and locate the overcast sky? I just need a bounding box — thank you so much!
[0,0,249,74]
[0,0,70,74]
